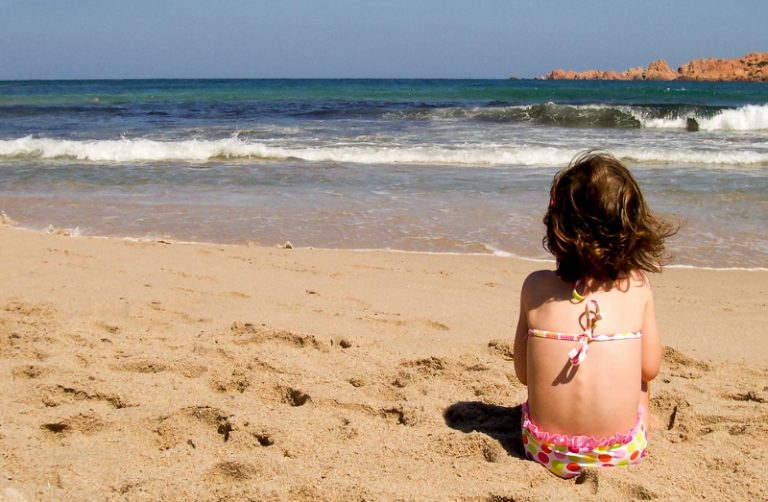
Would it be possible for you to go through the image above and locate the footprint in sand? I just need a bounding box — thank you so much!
[379,405,423,427]
[208,366,251,394]
[205,460,260,481]
[319,399,418,428]
[40,412,105,439]
[399,356,458,377]
[389,357,453,389]
[432,431,508,463]
[394,356,490,388]
[230,322,327,351]
[274,385,312,407]
[661,346,710,379]
[43,383,130,409]
[154,405,234,450]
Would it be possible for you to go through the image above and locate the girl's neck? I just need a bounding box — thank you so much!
[574,274,639,295]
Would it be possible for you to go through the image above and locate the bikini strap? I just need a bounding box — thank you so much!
[567,299,604,366]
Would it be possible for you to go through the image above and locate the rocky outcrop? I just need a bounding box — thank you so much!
[678,52,767,81]
[645,60,679,80]
[540,52,768,82]
[541,59,678,81]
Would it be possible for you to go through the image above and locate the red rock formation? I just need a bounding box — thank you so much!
[644,60,678,80]
[625,67,646,80]
[540,52,768,82]
[678,52,767,81]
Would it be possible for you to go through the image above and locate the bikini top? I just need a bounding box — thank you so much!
[527,281,642,366]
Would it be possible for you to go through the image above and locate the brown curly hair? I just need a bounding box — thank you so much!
[543,151,676,283]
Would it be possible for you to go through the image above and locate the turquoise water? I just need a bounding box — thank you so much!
[0,79,766,268]
[2,78,765,105]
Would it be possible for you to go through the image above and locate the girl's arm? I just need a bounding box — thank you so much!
[640,285,662,382]
[513,284,529,386]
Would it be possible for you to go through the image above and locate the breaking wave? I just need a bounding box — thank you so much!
[0,136,570,165]
[387,103,768,131]
[638,104,768,131]
[1,135,766,166]
[386,104,644,128]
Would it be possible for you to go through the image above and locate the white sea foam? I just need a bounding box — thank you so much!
[667,264,768,272]
[638,104,768,131]
[615,148,768,165]
[1,135,767,166]
[0,136,572,166]
[698,104,768,131]
[0,136,275,163]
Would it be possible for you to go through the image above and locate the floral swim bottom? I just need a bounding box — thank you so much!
[521,402,648,479]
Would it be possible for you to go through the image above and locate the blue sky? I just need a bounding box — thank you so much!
[1,0,765,79]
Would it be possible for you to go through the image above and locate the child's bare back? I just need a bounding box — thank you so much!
[515,270,659,437]
[513,151,674,478]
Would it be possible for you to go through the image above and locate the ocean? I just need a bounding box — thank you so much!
[0,79,766,269]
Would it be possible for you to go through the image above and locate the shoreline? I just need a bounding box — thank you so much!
[5,222,766,273]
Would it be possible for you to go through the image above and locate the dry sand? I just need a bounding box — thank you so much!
[0,225,765,501]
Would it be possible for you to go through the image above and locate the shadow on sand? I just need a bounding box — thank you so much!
[443,401,525,459]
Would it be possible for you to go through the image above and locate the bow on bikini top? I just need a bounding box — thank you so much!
[527,280,642,366]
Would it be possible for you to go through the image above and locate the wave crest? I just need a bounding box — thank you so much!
[635,104,768,131]
[0,136,572,166]
[386,103,768,131]
[0,136,766,166]
[387,104,643,128]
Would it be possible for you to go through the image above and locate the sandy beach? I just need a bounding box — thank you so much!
[0,225,766,501]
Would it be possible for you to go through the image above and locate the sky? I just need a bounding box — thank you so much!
[0,0,765,79]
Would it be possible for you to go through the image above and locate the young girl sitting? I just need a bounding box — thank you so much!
[513,151,675,478]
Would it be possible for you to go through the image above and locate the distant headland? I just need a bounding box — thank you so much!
[539,52,767,82]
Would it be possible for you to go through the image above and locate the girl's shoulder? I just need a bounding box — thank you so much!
[626,270,654,294]
[521,269,561,291]
[604,271,654,308]
[520,269,569,308]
